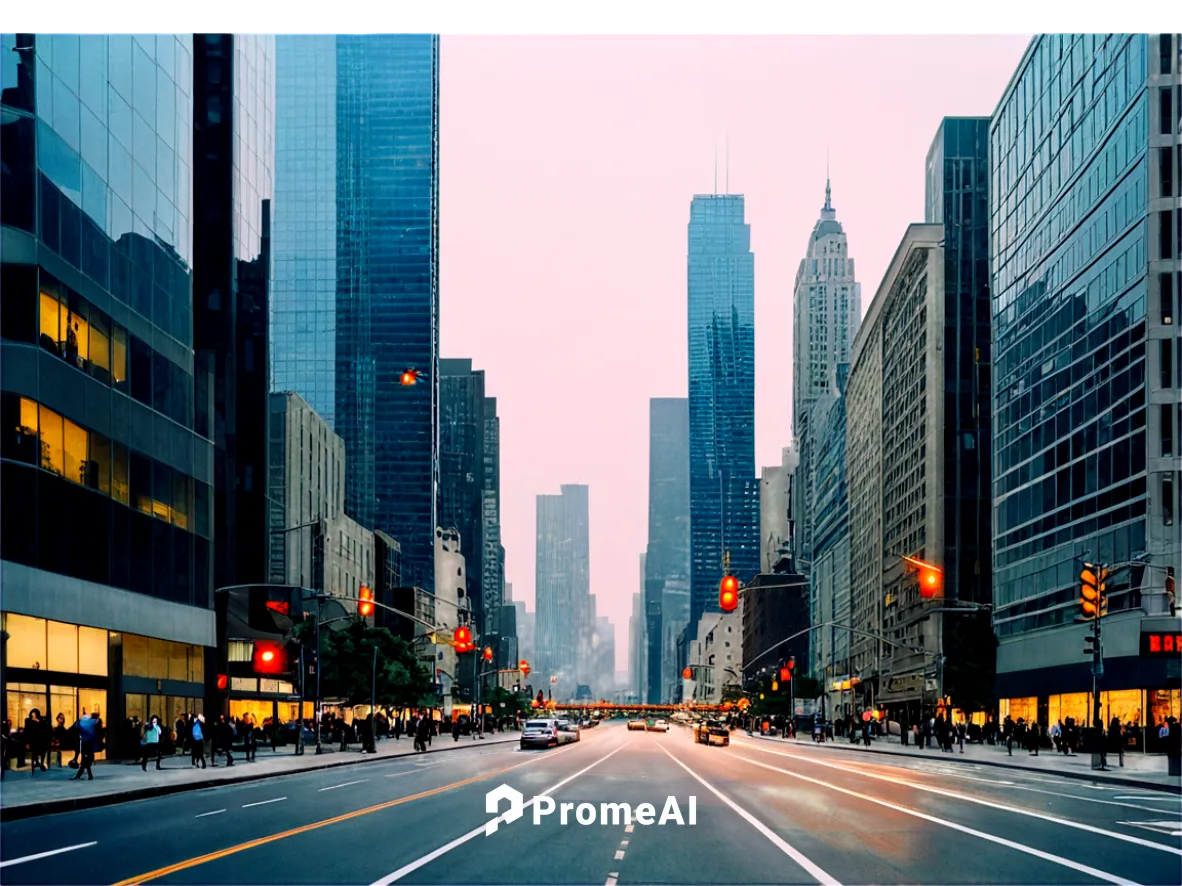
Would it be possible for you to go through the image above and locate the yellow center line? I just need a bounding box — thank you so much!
[111,753,544,885]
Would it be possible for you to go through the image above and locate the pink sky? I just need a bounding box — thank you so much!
[438,35,1030,672]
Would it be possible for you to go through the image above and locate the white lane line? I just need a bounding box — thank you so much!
[655,743,839,885]
[319,779,368,792]
[242,797,287,808]
[739,740,1182,857]
[620,839,629,846]
[736,753,1139,886]
[605,875,618,886]
[1113,796,1182,802]
[614,850,626,860]
[0,842,98,868]
[195,809,226,818]
[369,741,627,885]
[625,823,635,834]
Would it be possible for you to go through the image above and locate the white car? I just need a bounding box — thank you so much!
[555,719,582,744]
[646,719,670,733]
[520,719,560,748]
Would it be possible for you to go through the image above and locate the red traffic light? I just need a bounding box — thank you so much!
[779,667,792,682]
[455,626,472,650]
[358,585,374,617]
[719,575,739,612]
[253,643,286,675]
[787,656,795,671]
[216,674,228,691]
[400,369,422,386]
[483,646,494,662]
[519,659,531,677]
[904,556,944,600]
[682,667,693,680]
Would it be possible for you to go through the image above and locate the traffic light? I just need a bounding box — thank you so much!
[719,575,739,612]
[779,666,792,683]
[358,585,374,617]
[788,656,795,672]
[253,642,286,675]
[1080,565,1109,618]
[771,680,779,692]
[682,667,693,680]
[1083,632,1099,657]
[903,555,943,599]
[482,646,494,662]
[400,369,422,386]
[454,625,473,651]
[519,659,531,677]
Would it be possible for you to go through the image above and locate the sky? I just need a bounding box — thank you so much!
[438,35,1031,672]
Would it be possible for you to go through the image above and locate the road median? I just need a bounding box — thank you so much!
[0,734,519,823]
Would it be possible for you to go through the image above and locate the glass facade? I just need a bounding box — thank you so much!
[337,35,439,591]
[271,36,337,425]
[535,485,591,682]
[991,35,1156,633]
[1,34,212,609]
[686,195,759,642]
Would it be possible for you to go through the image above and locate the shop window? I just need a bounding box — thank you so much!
[167,641,189,682]
[39,289,62,355]
[189,647,204,684]
[47,620,78,673]
[63,418,88,486]
[112,326,128,393]
[78,626,108,676]
[38,404,64,475]
[50,685,77,731]
[148,637,169,677]
[6,683,48,731]
[3,613,47,670]
[122,632,149,677]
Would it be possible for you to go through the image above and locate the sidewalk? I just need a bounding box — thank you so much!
[0,733,518,822]
[747,732,1182,794]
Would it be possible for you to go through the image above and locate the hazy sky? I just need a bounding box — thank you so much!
[438,35,1030,671]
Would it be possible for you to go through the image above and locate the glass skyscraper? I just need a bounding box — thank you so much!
[271,36,336,426]
[272,35,440,591]
[2,34,213,756]
[536,485,591,683]
[685,194,760,645]
[991,34,1180,727]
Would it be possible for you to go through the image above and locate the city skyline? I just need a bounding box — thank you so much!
[439,35,1031,667]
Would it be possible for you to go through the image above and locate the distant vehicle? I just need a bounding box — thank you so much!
[556,719,581,744]
[646,719,669,733]
[627,719,646,731]
[520,719,560,749]
[694,719,730,747]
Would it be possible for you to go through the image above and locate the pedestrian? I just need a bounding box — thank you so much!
[452,717,461,742]
[242,714,257,762]
[71,712,99,781]
[52,713,68,768]
[140,716,163,771]
[957,721,966,753]
[24,709,48,773]
[1108,717,1124,768]
[191,714,207,769]
[415,711,431,752]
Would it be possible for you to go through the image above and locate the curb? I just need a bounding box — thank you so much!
[0,735,519,823]
[749,734,1182,795]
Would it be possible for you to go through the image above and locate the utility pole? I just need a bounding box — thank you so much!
[1079,563,1109,729]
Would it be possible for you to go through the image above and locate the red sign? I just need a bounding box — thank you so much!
[1142,632,1182,656]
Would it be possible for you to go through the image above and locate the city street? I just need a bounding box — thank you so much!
[1,722,1179,886]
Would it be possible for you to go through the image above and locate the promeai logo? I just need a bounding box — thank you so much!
[484,784,696,835]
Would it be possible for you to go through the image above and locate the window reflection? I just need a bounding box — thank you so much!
[39,290,61,354]
[63,418,87,486]
[38,404,64,475]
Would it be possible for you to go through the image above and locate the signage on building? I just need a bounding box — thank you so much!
[1140,631,1182,656]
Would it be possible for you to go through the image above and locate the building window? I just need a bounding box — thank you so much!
[1164,272,1176,325]
[1164,474,1175,526]
[63,417,87,486]
[1164,405,1176,458]
[1164,210,1176,261]
[1163,88,1175,137]
[39,289,62,355]
[38,404,64,475]
[1163,147,1176,198]
[1164,338,1175,389]
[1162,34,1175,75]
[4,614,48,670]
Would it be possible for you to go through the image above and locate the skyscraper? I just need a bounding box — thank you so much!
[644,397,690,703]
[686,194,759,647]
[271,35,440,590]
[535,484,591,683]
[2,34,232,754]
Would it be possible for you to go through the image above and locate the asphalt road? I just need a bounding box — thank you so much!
[1,722,1179,885]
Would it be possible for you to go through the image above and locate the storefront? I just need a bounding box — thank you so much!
[1000,688,1181,752]
[3,612,208,761]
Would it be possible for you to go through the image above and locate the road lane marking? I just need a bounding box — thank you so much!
[605,875,618,886]
[620,839,629,846]
[242,797,287,808]
[194,809,226,818]
[625,823,634,833]
[655,743,839,885]
[614,850,625,860]
[739,740,1182,857]
[110,752,558,886]
[319,780,368,792]
[369,741,627,885]
[736,753,1140,886]
[0,842,98,869]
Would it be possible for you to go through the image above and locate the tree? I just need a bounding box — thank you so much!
[295,620,433,708]
[486,686,531,718]
[794,675,823,700]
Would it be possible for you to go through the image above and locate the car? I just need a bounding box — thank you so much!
[626,719,646,731]
[645,719,670,733]
[555,719,581,744]
[520,719,560,748]
[694,719,730,747]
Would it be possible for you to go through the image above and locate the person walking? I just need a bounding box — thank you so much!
[1108,716,1124,767]
[415,711,431,753]
[70,713,99,781]
[140,716,163,770]
[190,714,207,768]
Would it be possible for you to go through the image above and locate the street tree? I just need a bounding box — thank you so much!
[294,620,433,708]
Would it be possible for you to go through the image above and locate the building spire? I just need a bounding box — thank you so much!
[824,146,832,212]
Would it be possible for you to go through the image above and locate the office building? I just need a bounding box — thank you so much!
[760,445,797,574]
[535,485,591,684]
[686,194,760,647]
[643,398,691,703]
[272,35,440,591]
[434,526,470,713]
[267,392,373,598]
[990,34,1181,734]
[2,35,212,756]
[629,564,645,702]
